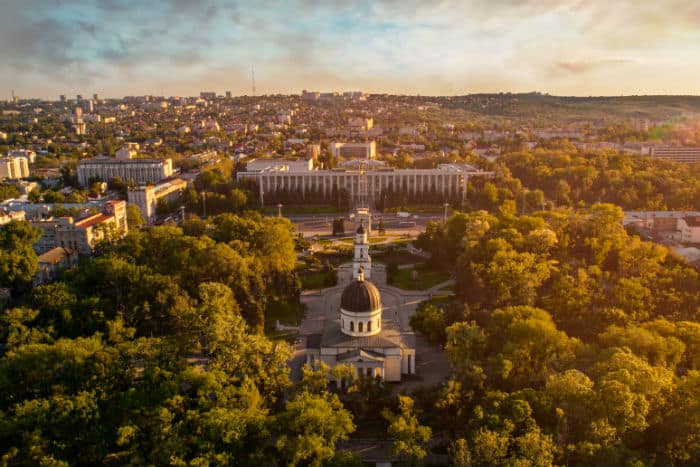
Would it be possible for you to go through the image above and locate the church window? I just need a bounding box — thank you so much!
[367,321,372,332]
[366,368,372,376]
[350,321,354,332]
[358,322,363,332]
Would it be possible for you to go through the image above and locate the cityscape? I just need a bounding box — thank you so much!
[1,1,700,466]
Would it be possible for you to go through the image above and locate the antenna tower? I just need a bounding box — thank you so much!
[251,67,256,97]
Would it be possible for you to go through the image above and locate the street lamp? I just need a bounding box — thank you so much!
[443,202,450,223]
[277,203,283,218]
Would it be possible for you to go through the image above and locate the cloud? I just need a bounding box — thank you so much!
[554,58,638,74]
[0,0,698,97]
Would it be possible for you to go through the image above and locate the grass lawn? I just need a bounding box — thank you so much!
[336,236,388,245]
[299,269,332,290]
[265,299,305,332]
[389,266,450,290]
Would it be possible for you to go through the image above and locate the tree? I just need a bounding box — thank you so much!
[0,221,42,292]
[383,395,432,465]
[275,391,355,467]
[125,204,145,228]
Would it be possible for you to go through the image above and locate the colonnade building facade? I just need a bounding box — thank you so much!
[237,160,492,203]
[77,157,174,188]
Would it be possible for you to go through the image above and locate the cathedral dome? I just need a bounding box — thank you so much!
[341,276,381,313]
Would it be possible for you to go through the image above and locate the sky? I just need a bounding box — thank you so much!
[2,0,699,99]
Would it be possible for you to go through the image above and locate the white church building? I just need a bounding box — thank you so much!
[306,213,416,382]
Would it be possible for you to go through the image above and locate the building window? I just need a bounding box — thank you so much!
[367,321,372,332]
[350,321,354,332]
[366,367,372,377]
[342,319,344,329]
[358,322,363,332]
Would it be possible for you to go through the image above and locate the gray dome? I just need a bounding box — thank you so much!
[341,277,381,312]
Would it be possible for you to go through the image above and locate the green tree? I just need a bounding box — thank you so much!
[383,395,432,465]
[275,391,355,467]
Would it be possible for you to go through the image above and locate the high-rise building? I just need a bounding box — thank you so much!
[225,91,232,98]
[200,91,216,99]
[59,94,67,102]
[76,94,83,101]
[0,157,30,179]
[93,93,99,101]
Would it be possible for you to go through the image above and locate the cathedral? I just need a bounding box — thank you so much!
[306,213,416,382]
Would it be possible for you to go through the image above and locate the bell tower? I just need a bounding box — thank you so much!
[352,218,371,280]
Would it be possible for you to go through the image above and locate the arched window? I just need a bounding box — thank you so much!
[358,322,363,332]
[342,319,344,329]
[377,319,380,329]
[350,321,354,332]
[367,321,372,332]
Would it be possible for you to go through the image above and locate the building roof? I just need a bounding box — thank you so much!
[320,320,414,349]
[74,213,111,228]
[37,247,76,265]
[340,277,381,313]
[337,348,386,362]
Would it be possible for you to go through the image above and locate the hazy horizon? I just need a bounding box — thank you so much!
[2,0,699,100]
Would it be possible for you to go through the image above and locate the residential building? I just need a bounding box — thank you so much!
[348,117,373,131]
[9,149,36,164]
[116,142,140,159]
[33,247,79,286]
[127,178,187,223]
[0,209,25,225]
[330,141,376,159]
[0,156,30,179]
[31,200,128,255]
[77,157,173,187]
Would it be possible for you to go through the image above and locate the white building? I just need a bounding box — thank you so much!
[678,216,700,244]
[330,141,376,159]
[127,178,187,223]
[0,156,29,179]
[305,215,415,382]
[116,142,140,159]
[9,149,36,164]
[650,146,700,163]
[77,157,173,187]
[237,161,492,204]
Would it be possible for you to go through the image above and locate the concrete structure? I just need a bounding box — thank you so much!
[238,161,491,205]
[0,156,29,179]
[331,141,376,159]
[127,178,187,223]
[650,146,700,163]
[33,247,79,286]
[31,200,127,255]
[77,157,173,187]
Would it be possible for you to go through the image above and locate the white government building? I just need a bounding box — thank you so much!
[237,157,492,203]
[306,215,416,382]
